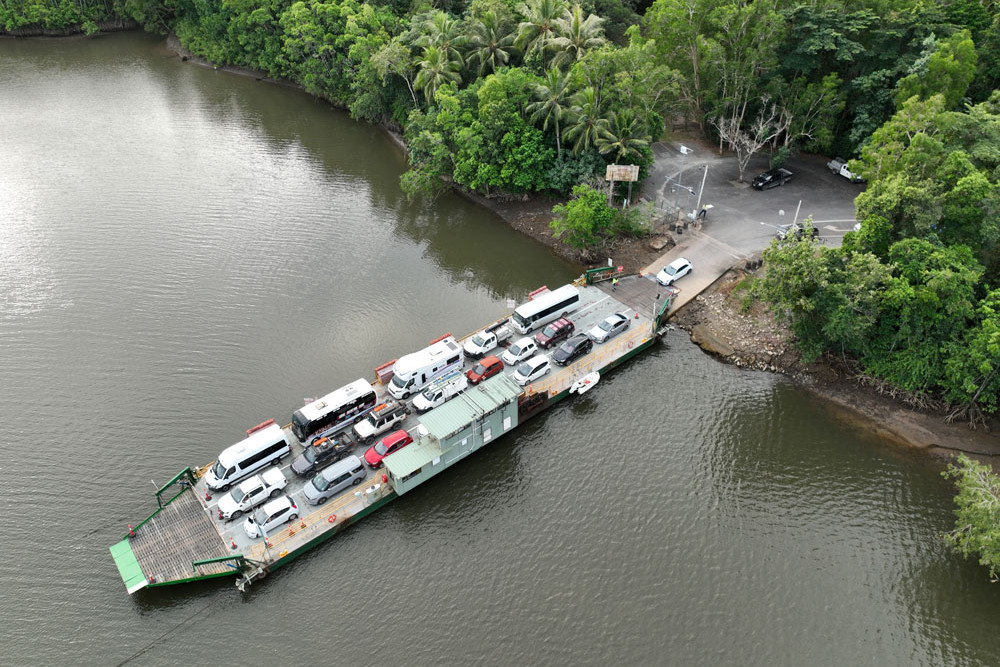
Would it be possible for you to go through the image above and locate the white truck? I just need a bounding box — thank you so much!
[826,157,864,183]
[216,467,288,522]
[412,371,468,413]
[463,322,513,359]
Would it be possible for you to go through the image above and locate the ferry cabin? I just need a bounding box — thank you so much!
[383,373,523,495]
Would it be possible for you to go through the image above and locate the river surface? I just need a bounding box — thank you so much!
[1,32,999,666]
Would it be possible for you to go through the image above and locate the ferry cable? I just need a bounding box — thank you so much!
[114,599,216,666]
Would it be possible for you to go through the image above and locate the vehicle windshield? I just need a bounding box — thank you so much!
[600,319,615,331]
[228,488,246,504]
[512,311,529,328]
[390,374,408,389]
[558,341,574,353]
[311,474,328,492]
[375,441,389,455]
[471,333,487,347]
[303,446,319,463]
[211,461,226,479]
[508,343,522,355]
[473,363,487,375]
[541,324,556,338]
[516,361,532,376]
[665,265,678,276]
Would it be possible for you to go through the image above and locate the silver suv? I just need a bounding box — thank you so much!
[352,400,408,445]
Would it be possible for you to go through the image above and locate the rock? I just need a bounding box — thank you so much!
[691,324,736,357]
[648,236,671,251]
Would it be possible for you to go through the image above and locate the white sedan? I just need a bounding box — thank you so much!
[656,257,693,286]
[501,337,538,365]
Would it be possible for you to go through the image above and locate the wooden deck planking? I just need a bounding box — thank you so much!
[129,490,231,583]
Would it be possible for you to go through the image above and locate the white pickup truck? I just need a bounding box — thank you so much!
[826,157,864,183]
[463,322,513,359]
[216,467,288,521]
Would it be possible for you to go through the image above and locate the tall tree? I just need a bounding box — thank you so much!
[549,3,606,69]
[466,10,518,76]
[563,86,605,154]
[515,0,567,66]
[527,67,572,155]
[414,45,462,106]
[596,109,649,164]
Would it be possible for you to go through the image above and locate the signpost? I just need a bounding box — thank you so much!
[605,164,640,207]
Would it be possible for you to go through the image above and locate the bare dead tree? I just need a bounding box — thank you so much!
[711,96,790,182]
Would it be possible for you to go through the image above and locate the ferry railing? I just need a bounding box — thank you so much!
[246,475,395,561]
[526,327,650,398]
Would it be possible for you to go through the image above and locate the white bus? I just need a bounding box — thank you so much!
[291,378,377,442]
[387,336,464,399]
[511,284,581,334]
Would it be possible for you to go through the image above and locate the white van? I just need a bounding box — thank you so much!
[387,336,464,399]
[412,372,468,413]
[204,423,290,491]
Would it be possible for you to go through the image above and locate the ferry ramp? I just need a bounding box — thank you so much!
[124,489,231,587]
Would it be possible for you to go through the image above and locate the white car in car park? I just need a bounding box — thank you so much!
[501,337,538,365]
[243,495,299,539]
[512,354,551,386]
[656,257,693,286]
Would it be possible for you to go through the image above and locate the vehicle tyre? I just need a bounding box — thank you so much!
[289,513,298,522]
[269,488,281,498]
[318,496,327,505]
[220,484,230,492]
[231,510,242,521]
[365,435,374,445]
[352,477,364,486]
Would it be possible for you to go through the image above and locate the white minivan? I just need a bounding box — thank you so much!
[412,372,468,413]
[205,423,290,491]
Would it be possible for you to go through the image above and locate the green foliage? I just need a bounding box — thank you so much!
[942,455,1000,582]
[895,30,977,110]
[549,183,616,249]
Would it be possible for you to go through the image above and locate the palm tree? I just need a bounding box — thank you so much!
[527,67,572,156]
[414,45,462,106]
[563,86,605,154]
[549,4,606,69]
[467,11,519,77]
[414,11,467,70]
[515,0,567,65]
[596,109,650,163]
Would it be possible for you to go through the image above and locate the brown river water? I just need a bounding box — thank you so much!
[1,32,999,666]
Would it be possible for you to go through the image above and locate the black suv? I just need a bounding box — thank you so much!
[290,436,353,477]
[552,334,593,366]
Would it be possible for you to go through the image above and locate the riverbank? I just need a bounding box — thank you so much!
[162,32,999,462]
[671,266,1000,463]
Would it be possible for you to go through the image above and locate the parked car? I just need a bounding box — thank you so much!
[752,168,793,190]
[290,435,353,477]
[363,429,414,469]
[302,455,365,505]
[586,313,631,344]
[656,257,693,286]
[501,337,539,365]
[467,355,504,385]
[243,495,298,539]
[352,400,408,445]
[217,467,287,522]
[826,157,864,183]
[534,318,574,349]
[775,222,819,241]
[512,354,551,386]
[552,334,593,366]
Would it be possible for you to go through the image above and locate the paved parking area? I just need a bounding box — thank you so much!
[641,141,864,304]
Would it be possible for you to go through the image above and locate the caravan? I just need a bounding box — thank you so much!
[387,336,464,399]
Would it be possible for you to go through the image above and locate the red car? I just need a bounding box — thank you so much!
[363,429,413,469]
[467,355,504,385]
[534,318,574,349]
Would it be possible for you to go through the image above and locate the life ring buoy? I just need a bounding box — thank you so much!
[328,514,336,523]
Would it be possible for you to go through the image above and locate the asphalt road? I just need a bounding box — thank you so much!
[640,140,864,313]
